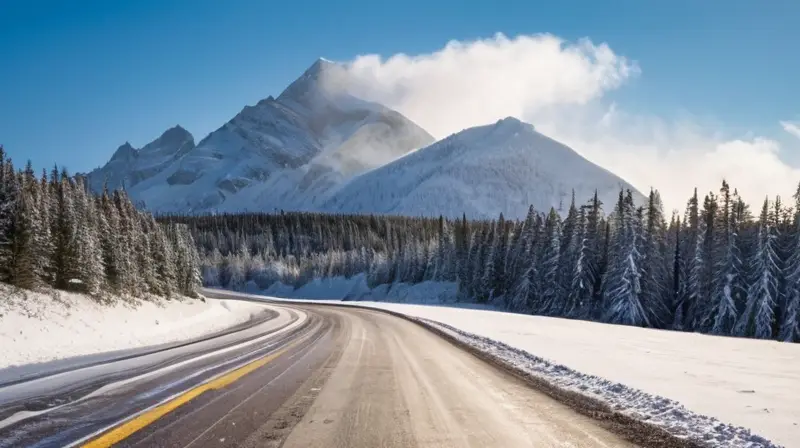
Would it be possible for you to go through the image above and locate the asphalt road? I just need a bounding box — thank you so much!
[0,292,637,448]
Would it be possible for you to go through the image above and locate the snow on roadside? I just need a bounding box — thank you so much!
[416,316,779,448]
[352,303,796,448]
[0,285,268,369]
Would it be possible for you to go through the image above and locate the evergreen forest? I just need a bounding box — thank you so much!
[164,182,800,343]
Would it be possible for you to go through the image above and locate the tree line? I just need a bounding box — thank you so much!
[165,181,800,343]
[0,147,201,298]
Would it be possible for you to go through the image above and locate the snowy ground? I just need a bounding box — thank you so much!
[0,285,268,370]
[254,277,798,448]
[261,274,464,305]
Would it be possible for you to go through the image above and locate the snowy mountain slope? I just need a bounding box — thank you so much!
[323,117,646,219]
[86,125,195,193]
[118,59,434,213]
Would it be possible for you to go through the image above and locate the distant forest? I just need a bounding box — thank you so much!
[163,181,800,343]
[0,147,201,299]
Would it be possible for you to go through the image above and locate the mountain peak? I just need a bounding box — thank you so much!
[110,142,137,162]
[278,58,348,105]
[495,116,534,132]
[158,124,193,145]
[310,57,336,72]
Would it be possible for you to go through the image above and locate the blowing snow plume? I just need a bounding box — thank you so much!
[333,33,800,211]
[337,33,637,139]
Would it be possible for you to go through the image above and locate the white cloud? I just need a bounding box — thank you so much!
[335,33,800,211]
[781,121,800,140]
[532,105,800,211]
[339,33,638,138]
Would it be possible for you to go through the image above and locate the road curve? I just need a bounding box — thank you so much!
[269,306,632,448]
[0,302,309,447]
[2,293,639,447]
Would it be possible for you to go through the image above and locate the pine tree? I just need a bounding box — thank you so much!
[640,189,670,327]
[455,213,471,286]
[10,170,39,289]
[736,198,781,339]
[587,192,606,316]
[509,208,540,312]
[678,189,702,330]
[36,168,55,286]
[703,181,745,334]
[603,191,649,326]
[690,192,718,327]
[0,149,16,283]
[668,214,684,327]
[780,183,800,342]
[479,221,498,303]
[53,175,80,289]
[73,178,104,295]
[493,213,509,299]
[563,206,595,317]
[538,208,562,315]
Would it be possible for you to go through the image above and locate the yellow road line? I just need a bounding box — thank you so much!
[81,347,289,448]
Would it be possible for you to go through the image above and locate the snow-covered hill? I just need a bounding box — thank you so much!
[323,117,645,219]
[89,59,434,212]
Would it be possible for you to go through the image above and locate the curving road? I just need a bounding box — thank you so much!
[0,290,636,448]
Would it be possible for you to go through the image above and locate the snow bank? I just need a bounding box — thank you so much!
[0,285,268,369]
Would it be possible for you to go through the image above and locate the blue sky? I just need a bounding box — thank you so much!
[1,0,798,175]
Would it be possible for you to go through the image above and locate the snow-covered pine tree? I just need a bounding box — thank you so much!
[558,194,581,316]
[10,168,39,289]
[780,183,800,342]
[493,213,512,300]
[468,225,488,300]
[678,189,704,330]
[735,198,781,339]
[99,189,124,291]
[640,189,671,327]
[435,215,455,281]
[73,178,104,295]
[53,174,81,289]
[112,190,138,294]
[586,191,606,316]
[151,219,178,297]
[510,208,542,312]
[538,208,562,315]
[455,213,471,287]
[689,192,718,328]
[703,181,745,334]
[563,206,592,317]
[668,214,684,327]
[479,220,498,303]
[503,220,525,307]
[36,168,54,286]
[170,223,201,296]
[0,149,17,283]
[424,227,438,281]
[603,190,649,326]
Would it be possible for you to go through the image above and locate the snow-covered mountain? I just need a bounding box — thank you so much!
[86,125,195,193]
[88,60,643,219]
[89,59,434,212]
[322,117,645,220]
